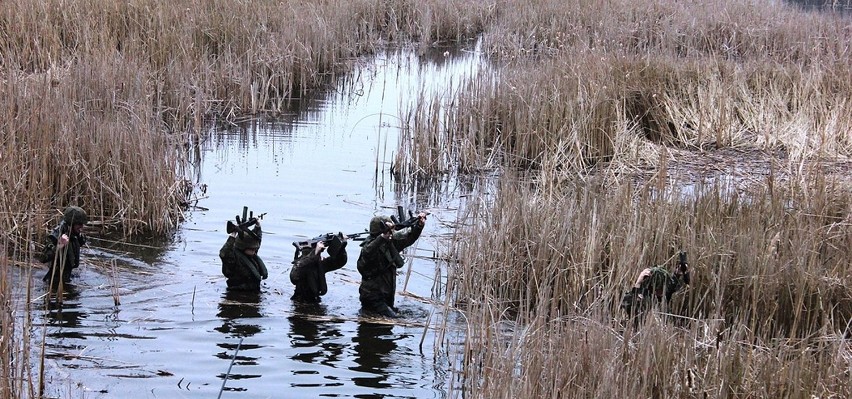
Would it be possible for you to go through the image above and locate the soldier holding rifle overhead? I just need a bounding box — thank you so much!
[357,207,428,318]
[220,207,268,292]
[289,232,350,303]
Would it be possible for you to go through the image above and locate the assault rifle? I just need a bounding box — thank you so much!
[389,205,430,231]
[291,231,370,250]
[226,206,266,240]
[291,231,369,261]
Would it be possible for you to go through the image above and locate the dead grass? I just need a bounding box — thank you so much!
[442,167,851,397]
[398,0,852,176]
[397,6,851,397]
[0,0,498,246]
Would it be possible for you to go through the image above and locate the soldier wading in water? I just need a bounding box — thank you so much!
[220,215,268,292]
[357,212,427,318]
[290,233,349,303]
[41,206,89,285]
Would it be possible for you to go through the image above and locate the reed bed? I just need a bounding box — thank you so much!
[0,0,496,243]
[444,170,851,397]
[398,0,852,176]
[406,3,852,395]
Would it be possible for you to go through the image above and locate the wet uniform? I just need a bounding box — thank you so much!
[41,206,88,285]
[620,266,689,319]
[357,217,423,316]
[220,224,268,292]
[289,235,348,303]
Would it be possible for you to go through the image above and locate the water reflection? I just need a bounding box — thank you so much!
[44,284,87,339]
[215,290,264,338]
[288,302,346,367]
[215,290,264,391]
[351,322,412,392]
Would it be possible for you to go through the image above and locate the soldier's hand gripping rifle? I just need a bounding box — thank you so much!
[226,206,266,240]
[291,231,370,250]
[291,231,370,261]
[389,205,430,231]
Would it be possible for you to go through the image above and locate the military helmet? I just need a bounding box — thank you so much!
[369,216,392,235]
[63,206,88,225]
[234,233,261,251]
[326,233,347,257]
[644,266,671,295]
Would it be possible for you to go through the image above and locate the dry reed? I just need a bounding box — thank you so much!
[398,2,852,396]
[398,0,852,175]
[0,1,498,396]
[443,169,851,397]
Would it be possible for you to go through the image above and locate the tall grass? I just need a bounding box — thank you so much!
[398,0,852,175]
[394,0,852,397]
[444,170,851,397]
[0,0,497,245]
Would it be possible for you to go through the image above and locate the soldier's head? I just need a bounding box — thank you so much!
[369,216,393,236]
[63,206,88,233]
[644,267,671,298]
[325,233,346,257]
[235,233,261,256]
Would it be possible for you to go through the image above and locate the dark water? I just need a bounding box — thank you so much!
[27,45,486,399]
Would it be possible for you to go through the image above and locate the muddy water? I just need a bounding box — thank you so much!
[30,45,485,399]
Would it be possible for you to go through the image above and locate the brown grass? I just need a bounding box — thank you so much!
[397,0,852,176]
[0,0,498,245]
[443,169,851,397]
[0,1,497,396]
[397,1,852,397]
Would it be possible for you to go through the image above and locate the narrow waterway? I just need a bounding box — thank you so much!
[27,44,487,399]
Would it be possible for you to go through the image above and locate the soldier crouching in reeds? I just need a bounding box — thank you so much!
[621,251,690,326]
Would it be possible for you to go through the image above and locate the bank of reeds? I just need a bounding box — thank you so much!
[399,0,852,397]
[445,171,851,397]
[0,0,496,245]
[398,0,852,176]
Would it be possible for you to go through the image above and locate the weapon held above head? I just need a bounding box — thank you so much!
[389,206,430,231]
[226,206,266,239]
[291,231,369,250]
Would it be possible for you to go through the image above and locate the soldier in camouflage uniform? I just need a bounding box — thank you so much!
[620,252,690,322]
[290,233,348,303]
[41,206,89,285]
[220,221,268,292]
[357,213,427,318]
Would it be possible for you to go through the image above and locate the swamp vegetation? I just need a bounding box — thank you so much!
[1,0,851,398]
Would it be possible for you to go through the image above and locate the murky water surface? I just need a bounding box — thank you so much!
[26,45,485,399]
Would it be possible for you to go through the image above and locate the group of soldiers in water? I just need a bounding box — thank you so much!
[40,205,689,320]
[217,207,427,318]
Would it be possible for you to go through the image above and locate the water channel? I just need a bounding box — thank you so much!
[27,44,486,399]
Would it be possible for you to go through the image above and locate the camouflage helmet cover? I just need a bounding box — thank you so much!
[369,216,392,235]
[644,266,671,295]
[234,233,261,251]
[62,206,88,225]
